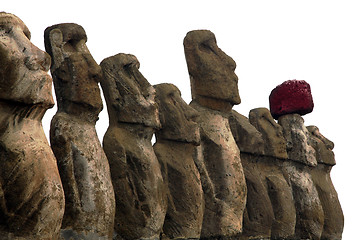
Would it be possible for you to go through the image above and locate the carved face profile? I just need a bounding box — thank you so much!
[249,107,288,159]
[278,114,317,166]
[183,30,240,105]
[0,12,53,106]
[154,83,200,145]
[307,125,336,166]
[44,23,102,113]
[100,53,160,128]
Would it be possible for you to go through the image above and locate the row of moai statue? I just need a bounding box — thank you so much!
[0,12,343,240]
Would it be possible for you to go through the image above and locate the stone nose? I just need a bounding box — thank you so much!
[87,58,102,83]
[182,101,199,122]
[24,45,51,72]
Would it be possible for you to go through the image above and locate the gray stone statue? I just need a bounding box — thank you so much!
[229,110,273,240]
[153,83,204,239]
[100,53,166,240]
[249,108,296,239]
[278,114,324,239]
[0,12,65,239]
[44,23,115,239]
[184,29,247,239]
[308,125,344,239]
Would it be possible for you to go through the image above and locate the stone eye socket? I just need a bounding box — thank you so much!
[0,25,12,35]
[199,42,213,53]
[63,39,78,52]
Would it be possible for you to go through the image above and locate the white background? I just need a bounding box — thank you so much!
[3,1,356,239]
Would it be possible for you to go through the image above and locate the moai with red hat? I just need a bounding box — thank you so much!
[270,79,343,239]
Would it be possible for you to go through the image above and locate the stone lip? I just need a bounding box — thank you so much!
[269,80,314,119]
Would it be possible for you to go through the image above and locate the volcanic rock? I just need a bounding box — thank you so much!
[100,53,166,240]
[249,107,288,159]
[0,12,64,239]
[153,84,204,239]
[190,102,247,239]
[184,29,246,238]
[184,29,241,111]
[279,114,324,239]
[229,110,264,155]
[278,114,316,166]
[308,126,344,240]
[45,23,115,239]
[269,80,314,119]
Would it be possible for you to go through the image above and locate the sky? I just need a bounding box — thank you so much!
[3,1,356,238]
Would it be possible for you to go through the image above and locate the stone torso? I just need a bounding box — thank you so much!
[154,140,204,239]
[103,125,166,240]
[190,102,246,238]
[50,112,115,239]
[0,104,64,239]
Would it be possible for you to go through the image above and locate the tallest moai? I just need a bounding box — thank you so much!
[184,30,247,239]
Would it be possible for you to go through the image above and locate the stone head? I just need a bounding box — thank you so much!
[249,108,288,159]
[154,83,200,145]
[183,30,240,108]
[307,125,335,166]
[0,12,54,107]
[278,114,317,166]
[44,23,102,114]
[100,53,160,129]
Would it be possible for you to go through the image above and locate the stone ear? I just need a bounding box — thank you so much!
[153,90,165,128]
[49,29,63,46]
[49,28,64,70]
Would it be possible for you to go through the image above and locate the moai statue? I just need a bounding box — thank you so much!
[307,126,344,239]
[44,23,115,239]
[249,107,296,239]
[0,12,64,239]
[153,83,204,239]
[271,80,325,239]
[229,112,273,239]
[100,53,166,240]
[249,108,288,160]
[184,30,247,239]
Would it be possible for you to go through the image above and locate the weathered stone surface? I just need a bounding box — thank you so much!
[229,111,274,239]
[307,126,335,165]
[45,23,115,239]
[269,80,314,119]
[101,53,159,128]
[0,12,65,239]
[279,114,324,239]
[100,53,166,240]
[190,102,246,239]
[282,162,324,239]
[154,83,200,144]
[153,83,204,239]
[184,29,246,239]
[308,126,344,240]
[239,154,296,240]
[228,110,264,155]
[239,154,274,240]
[231,108,295,239]
[249,107,288,159]
[279,114,317,166]
[184,29,241,112]
[265,171,296,239]
[244,108,295,238]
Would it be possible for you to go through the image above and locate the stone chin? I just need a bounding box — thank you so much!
[187,126,201,145]
[158,122,200,145]
[10,69,54,107]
